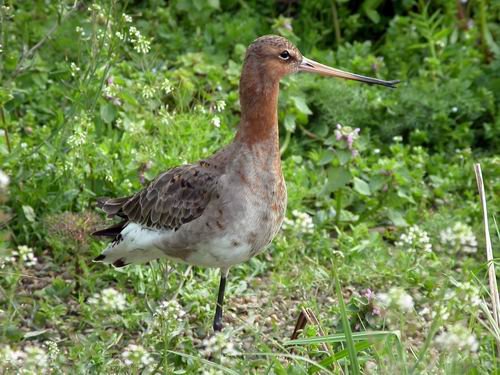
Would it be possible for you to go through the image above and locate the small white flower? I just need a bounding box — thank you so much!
[129,26,151,54]
[17,245,37,267]
[88,288,127,311]
[395,225,432,254]
[153,300,186,322]
[70,62,80,77]
[44,341,59,360]
[24,345,49,371]
[392,135,403,142]
[376,287,414,313]
[439,222,477,254]
[68,127,86,148]
[161,78,173,95]
[435,323,478,353]
[122,13,132,23]
[115,31,125,41]
[0,170,9,190]
[142,85,155,99]
[0,345,25,367]
[215,100,226,112]
[121,344,153,366]
[200,331,239,363]
[282,210,314,234]
[211,116,221,128]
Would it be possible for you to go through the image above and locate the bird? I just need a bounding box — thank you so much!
[92,35,399,332]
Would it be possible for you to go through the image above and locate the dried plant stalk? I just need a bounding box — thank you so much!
[473,163,500,328]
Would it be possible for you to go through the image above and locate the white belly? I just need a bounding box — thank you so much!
[186,236,253,268]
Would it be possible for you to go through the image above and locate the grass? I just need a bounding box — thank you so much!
[1,0,499,373]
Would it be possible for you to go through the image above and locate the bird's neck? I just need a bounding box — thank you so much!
[235,60,280,156]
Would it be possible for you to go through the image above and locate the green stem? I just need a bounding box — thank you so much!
[335,189,342,227]
[280,129,291,155]
[478,0,491,62]
[0,107,10,153]
[330,0,342,46]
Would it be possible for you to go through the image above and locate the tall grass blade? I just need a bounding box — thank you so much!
[285,330,401,346]
[334,269,360,374]
[473,164,500,328]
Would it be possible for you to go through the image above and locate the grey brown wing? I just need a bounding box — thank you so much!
[98,164,220,231]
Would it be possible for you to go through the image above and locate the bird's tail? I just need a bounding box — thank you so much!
[93,223,165,267]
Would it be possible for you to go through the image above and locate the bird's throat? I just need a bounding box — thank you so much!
[236,61,280,153]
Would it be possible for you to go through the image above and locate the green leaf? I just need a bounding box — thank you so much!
[318,149,335,165]
[336,149,352,165]
[365,9,380,23]
[207,0,220,9]
[369,174,386,192]
[387,209,407,227]
[100,103,116,124]
[325,167,352,192]
[284,114,296,132]
[353,177,371,196]
[291,96,312,115]
[24,329,49,339]
[22,205,36,222]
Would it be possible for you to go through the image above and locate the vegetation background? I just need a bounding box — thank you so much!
[0,0,499,373]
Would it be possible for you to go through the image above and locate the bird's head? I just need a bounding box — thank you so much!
[244,35,399,88]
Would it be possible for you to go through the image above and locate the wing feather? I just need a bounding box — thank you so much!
[97,162,220,231]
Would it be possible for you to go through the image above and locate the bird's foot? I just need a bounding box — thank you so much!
[213,317,223,332]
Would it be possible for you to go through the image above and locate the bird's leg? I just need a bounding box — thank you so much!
[213,268,228,332]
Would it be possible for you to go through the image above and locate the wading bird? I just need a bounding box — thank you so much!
[93,35,398,331]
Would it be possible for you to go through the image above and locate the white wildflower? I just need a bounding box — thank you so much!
[195,104,207,114]
[446,281,481,310]
[0,345,25,368]
[215,100,226,112]
[67,127,86,148]
[122,13,132,23]
[435,323,478,353]
[129,26,151,54]
[376,287,414,313]
[159,105,174,126]
[44,341,59,360]
[439,222,477,254]
[392,135,403,142]
[142,85,155,99]
[115,31,125,41]
[200,332,239,365]
[121,344,153,366]
[88,287,127,311]
[0,170,9,190]
[154,300,186,322]
[24,345,49,372]
[17,245,37,267]
[282,209,314,234]
[161,78,173,94]
[75,26,86,38]
[211,116,221,128]
[70,62,80,77]
[395,225,432,253]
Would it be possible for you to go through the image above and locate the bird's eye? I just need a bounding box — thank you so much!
[279,50,290,60]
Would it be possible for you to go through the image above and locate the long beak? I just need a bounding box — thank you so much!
[299,57,400,88]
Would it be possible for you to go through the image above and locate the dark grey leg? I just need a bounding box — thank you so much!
[213,270,227,332]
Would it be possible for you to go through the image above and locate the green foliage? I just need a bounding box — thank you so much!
[0,0,498,373]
